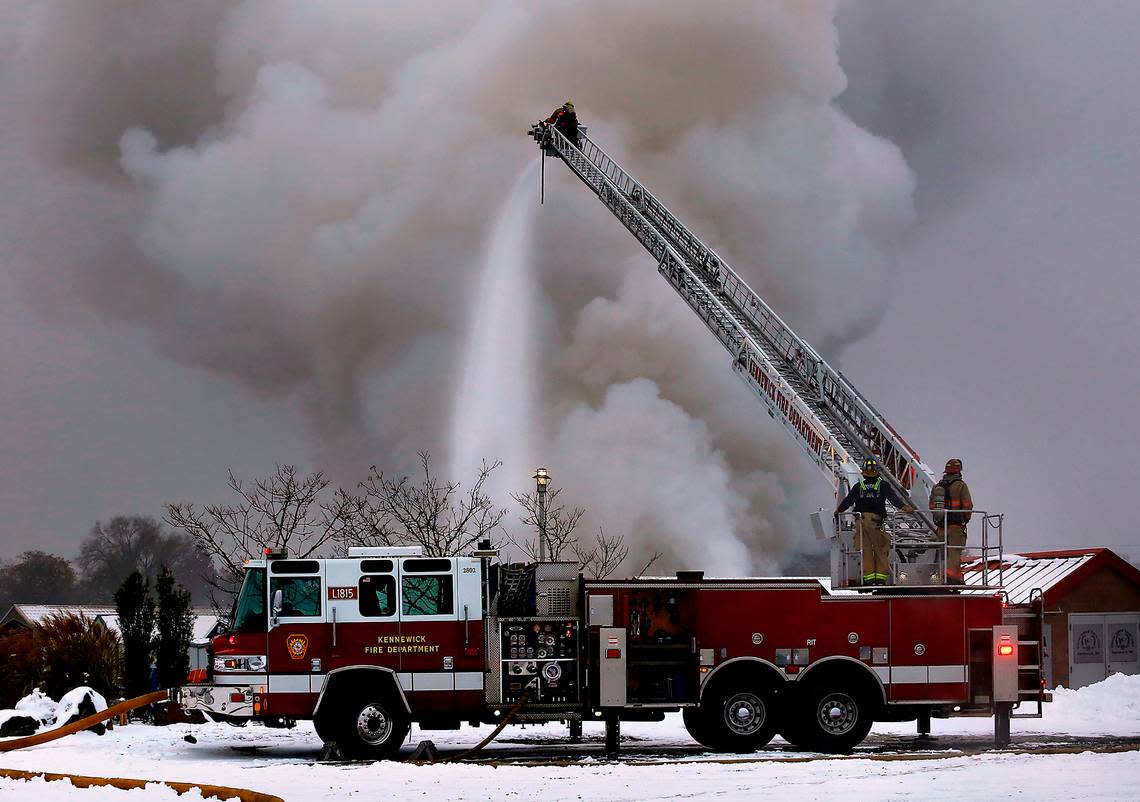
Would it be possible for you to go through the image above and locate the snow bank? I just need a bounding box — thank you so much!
[0,709,35,730]
[873,671,1140,738]
[16,688,60,726]
[0,686,110,740]
[57,687,108,723]
[1047,673,1140,734]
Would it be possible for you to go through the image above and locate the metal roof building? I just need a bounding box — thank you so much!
[963,550,1100,604]
[1,604,116,630]
[965,548,1140,689]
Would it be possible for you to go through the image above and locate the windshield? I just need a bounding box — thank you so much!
[230,567,267,633]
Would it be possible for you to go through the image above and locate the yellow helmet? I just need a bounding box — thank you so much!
[564,100,574,110]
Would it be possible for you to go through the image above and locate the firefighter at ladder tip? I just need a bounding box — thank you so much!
[545,100,579,146]
[834,457,915,586]
[931,458,973,584]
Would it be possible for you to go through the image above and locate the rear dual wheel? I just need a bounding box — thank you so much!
[780,684,875,753]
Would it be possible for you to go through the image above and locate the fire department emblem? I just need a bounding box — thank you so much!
[286,634,309,660]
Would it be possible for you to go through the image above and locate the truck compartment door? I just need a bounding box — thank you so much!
[599,626,627,707]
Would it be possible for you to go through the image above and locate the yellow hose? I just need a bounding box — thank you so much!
[0,690,168,753]
[1,689,283,800]
[0,767,283,802]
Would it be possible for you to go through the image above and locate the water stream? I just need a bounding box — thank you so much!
[449,161,541,503]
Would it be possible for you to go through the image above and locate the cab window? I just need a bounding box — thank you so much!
[231,568,266,633]
[359,574,396,617]
[402,574,454,616]
[270,576,322,617]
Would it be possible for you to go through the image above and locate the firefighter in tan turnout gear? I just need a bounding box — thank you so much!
[930,458,973,584]
[836,458,916,585]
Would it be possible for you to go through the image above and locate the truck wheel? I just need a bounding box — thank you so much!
[684,685,776,752]
[336,698,410,761]
[795,686,874,753]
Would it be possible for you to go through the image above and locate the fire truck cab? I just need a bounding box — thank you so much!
[180,545,1038,759]
[182,546,487,755]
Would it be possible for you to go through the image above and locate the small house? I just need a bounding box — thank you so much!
[965,548,1140,689]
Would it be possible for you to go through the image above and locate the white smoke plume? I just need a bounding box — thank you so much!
[2,1,915,574]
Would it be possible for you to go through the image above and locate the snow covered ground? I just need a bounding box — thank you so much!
[2,674,1139,801]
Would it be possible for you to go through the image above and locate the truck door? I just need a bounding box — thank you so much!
[326,556,400,673]
[396,558,485,701]
[265,559,326,699]
[396,557,463,692]
[454,557,485,691]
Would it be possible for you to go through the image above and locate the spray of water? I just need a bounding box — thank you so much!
[449,161,541,500]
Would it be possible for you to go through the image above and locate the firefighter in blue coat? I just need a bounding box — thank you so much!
[836,458,915,585]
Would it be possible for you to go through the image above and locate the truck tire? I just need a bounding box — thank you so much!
[793,684,875,753]
[336,697,410,761]
[684,684,776,752]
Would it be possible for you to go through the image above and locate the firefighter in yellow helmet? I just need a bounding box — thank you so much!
[836,458,916,586]
[545,100,580,146]
[930,458,973,584]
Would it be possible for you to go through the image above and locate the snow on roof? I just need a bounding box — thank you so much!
[95,609,221,644]
[1,605,116,628]
[3,604,221,645]
[816,576,861,596]
[963,549,1099,604]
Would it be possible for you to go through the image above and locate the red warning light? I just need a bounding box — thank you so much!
[999,644,1014,656]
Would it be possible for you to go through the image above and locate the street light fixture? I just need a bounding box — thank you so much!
[533,467,550,561]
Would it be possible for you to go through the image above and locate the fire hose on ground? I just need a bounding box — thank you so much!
[0,689,283,802]
[409,687,535,764]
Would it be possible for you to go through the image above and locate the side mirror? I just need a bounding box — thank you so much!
[271,588,283,625]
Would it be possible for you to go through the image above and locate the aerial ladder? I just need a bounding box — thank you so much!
[529,121,968,587]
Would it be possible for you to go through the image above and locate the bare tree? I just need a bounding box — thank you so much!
[510,487,585,562]
[0,551,78,606]
[78,516,218,604]
[632,549,666,578]
[511,484,657,579]
[572,529,659,579]
[166,466,357,605]
[347,452,507,556]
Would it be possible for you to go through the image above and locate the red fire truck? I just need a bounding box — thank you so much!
[179,545,1032,759]
[180,123,1047,757]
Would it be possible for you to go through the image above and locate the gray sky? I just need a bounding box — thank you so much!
[2,2,1137,568]
[837,1,1140,560]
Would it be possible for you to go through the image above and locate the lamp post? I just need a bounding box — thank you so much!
[533,467,550,562]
